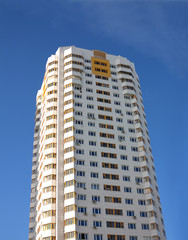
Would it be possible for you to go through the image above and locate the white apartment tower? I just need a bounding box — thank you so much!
[29,46,166,240]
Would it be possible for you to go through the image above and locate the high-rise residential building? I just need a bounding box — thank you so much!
[29,46,166,240]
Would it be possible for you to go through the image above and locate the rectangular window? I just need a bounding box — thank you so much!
[125,199,133,204]
[122,165,129,170]
[91,172,99,178]
[92,196,100,202]
[91,184,99,190]
[128,223,136,229]
[77,194,86,200]
[88,122,95,127]
[127,211,134,216]
[76,160,85,165]
[89,151,97,156]
[88,131,96,136]
[94,235,103,240]
[124,187,131,193]
[90,161,98,167]
[106,209,123,216]
[120,155,127,160]
[77,171,85,177]
[101,152,117,158]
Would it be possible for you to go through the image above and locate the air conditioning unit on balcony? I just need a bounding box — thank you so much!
[92,200,96,204]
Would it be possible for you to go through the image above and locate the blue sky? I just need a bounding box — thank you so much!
[0,0,187,239]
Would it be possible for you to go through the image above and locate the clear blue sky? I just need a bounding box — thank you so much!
[0,0,187,239]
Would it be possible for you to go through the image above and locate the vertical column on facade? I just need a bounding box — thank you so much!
[29,92,42,240]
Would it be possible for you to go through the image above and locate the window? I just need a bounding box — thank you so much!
[75,120,83,125]
[97,98,111,104]
[131,146,138,152]
[125,199,133,204]
[93,208,101,214]
[116,118,123,122]
[118,136,125,141]
[134,167,141,172]
[115,109,122,114]
[141,224,149,230]
[91,172,99,178]
[102,162,118,169]
[140,211,147,217]
[107,235,125,240]
[132,157,139,162]
[103,174,119,180]
[89,151,97,156]
[137,188,144,194]
[94,235,103,240]
[75,94,82,98]
[91,184,99,190]
[86,80,92,84]
[93,221,102,227]
[88,122,95,127]
[105,196,121,203]
[129,128,135,133]
[125,103,131,107]
[128,223,136,229]
[98,106,112,112]
[101,152,117,158]
[106,209,123,216]
[135,177,142,183]
[98,114,113,121]
[87,113,95,119]
[113,93,119,97]
[88,131,96,136]
[124,187,131,193]
[86,96,93,100]
[99,123,114,129]
[123,176,130,181]
[87,104,94,109]
[122,165,129,170]
[75,139,84,145]
[129,237,137,240]
[75,129,83,134]
[100,132,114,139]
[100,142,116,148]
[119,145,126,150]
[75,102,82,107]
[75,111,83,116]
[138,200,146,205]
[78,233,88,240]
[76,160,85,165]
[90,161,98,167]
[77,171,85,177]
[77,182,86,188]
[78,220,87,226]
[96,90,110,95]
[127,119,134,124]
[120,155,127,160]
[107,221,124,228]
[127,211,134,216]
[92,196,100,202]
[76,149,84,155]
[114,101,121,105]
[112,85,119,90]
[130,138,136,142]
[78,207,87,213]
[86,88,93,92]
[77,194,86,200]
[104,185,120,191]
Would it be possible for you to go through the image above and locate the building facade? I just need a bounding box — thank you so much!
[29,46,166,240]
